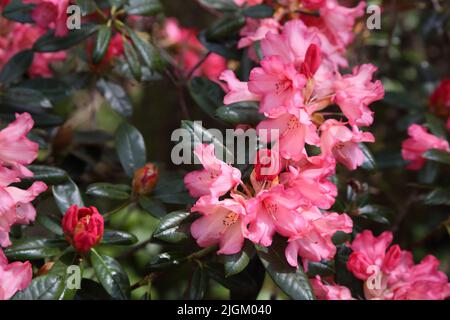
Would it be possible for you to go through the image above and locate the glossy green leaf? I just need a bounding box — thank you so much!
[153,211,190,243]
[26,165,68,184]
[12,274,66,300]
[101,230,138,245]
[242,4,274,18]
[2,0,35,23]
[188,77,224,120]
[423,149,450,165]
[138,196,166,218]
[197,0,238,11]
[4,238,66,260]
[147,252,186,271]
[115,122,147,177]
[125,0,162,16]
[33,25,99,52]
[205,14,245,41]
[123,40,142,81]
[216,102,264,125]
[126,27,161,70]
[93,26,112,64]
[359,143,377,171]
[52,178,84,215]
[224,241,254,277]
[423,188,450,206]
[86,183,131,200]
[358,205,391,224]
[0,50,34,86]
[188,266,208,300]
[96,78,133,118]
[0,87,52,113]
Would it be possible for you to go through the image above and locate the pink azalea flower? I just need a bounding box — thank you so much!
[285,208,352,266]
[320,119,375,170]
[246,184,306,247]
[0,248,32,300]
[238,18,281,50]
[190,194,250,255]
[280,155,337,209]
[0,113,40,174]
[257,110,319,161]
[401,124,450,170]
[219,70,260,105]
[249,56,306,117]
[0,181,48,247]
[311,275,354,300]
[184,144,241,198]
[347,230,450,300]
[24,0,69,37]
[333,64,384,127]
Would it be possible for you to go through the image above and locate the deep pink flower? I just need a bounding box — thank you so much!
[0,248,32,300]
[429,78,450,115]
[401,124,450,170]
[333,64,384,127]
[247,184,306,247]
[285,208,352,266]
[191,194,250,255]
[24,0,69,37]
[280,155,337,209]
[311,276,354,300]
[320,119,375,170]
[184,144,241,198]
[219,70,260,105]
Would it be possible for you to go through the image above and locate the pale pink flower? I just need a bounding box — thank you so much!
[401,124,450,170]
[190,194,250,255]
[311,276,354,300]
[0,181,48,247]
[234,0,263,6]
[0,248,32,300]
[246,184,306,247]
[320,119,375,170]
[257,110,319,161]
[249,56,306,117]
[285,208,352,266]
[238,18,281,50]
[280,155,337,209]
[184,144,241,198]
[219,70,260,105]
[333,64,384,126]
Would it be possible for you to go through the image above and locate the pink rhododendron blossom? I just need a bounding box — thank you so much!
[24,0,69,36]
[159,18,226,81]
[219,70,260,105]
[247,184,306,247]
[190,194,250,255]
[311,276,353,300]
[184,144,241,198]
[0,248,32,300]
[347,230,450,300]
[0,21,66,77]
[320,119,375,170]
[238,18,281,50]
[233,0,263,7]
[333,64,384,126]
[401,124,450,170]
[285,208,352,266]
[280,155,337,209]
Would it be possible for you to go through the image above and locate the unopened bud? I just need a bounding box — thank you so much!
[132,163,159,195]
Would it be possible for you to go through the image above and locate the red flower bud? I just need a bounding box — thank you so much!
[255,149,281,181]
[62,205,104,254]
[132,163,159,195]
[429,78,450,117]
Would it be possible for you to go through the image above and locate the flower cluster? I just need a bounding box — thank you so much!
[0,3,67,77]
[0,113,47,299]
[312,230,450,300]
[184,0,384,268]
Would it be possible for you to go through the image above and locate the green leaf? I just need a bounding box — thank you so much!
[423,149,450,165]
[198,31,240,60]
[205,14,245,41]
[147,252,186,271]
[115,122,147,177]
[359,143,377,171]
[76,0,97,15]
[52,178,84,215]
[256,238,315,300]
[33,25,99,52]
[125,0,162,16]
[153,211,190,243]
[0,87,52,113]
[16,78,72,102]
[189,266,208,300]
[0,50,34,86]
[92,25,112,64]
[126,27,161,70]
[138,196,166,218]
[86,183,131,200]
[423,188,450,206]
[123,40,142,81]
[91,250,131,300]
[26,165,68,184]
[180,120,234,163]
[2,0,35,23]
[418,160,439,184]
[188,77,224,120]
[216,102,264,125]
[12,274,66,300]
[242,4,274,18]
[197,0,239,11]
[101,230,138,245]
[307,260,335,278]
[224,241,254,277]
[36,213,64,236]
[358,205,390,224]
[4,238,66,260]
[332,231,351,245]
[96,78,133,118]
[425,113,447,138]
